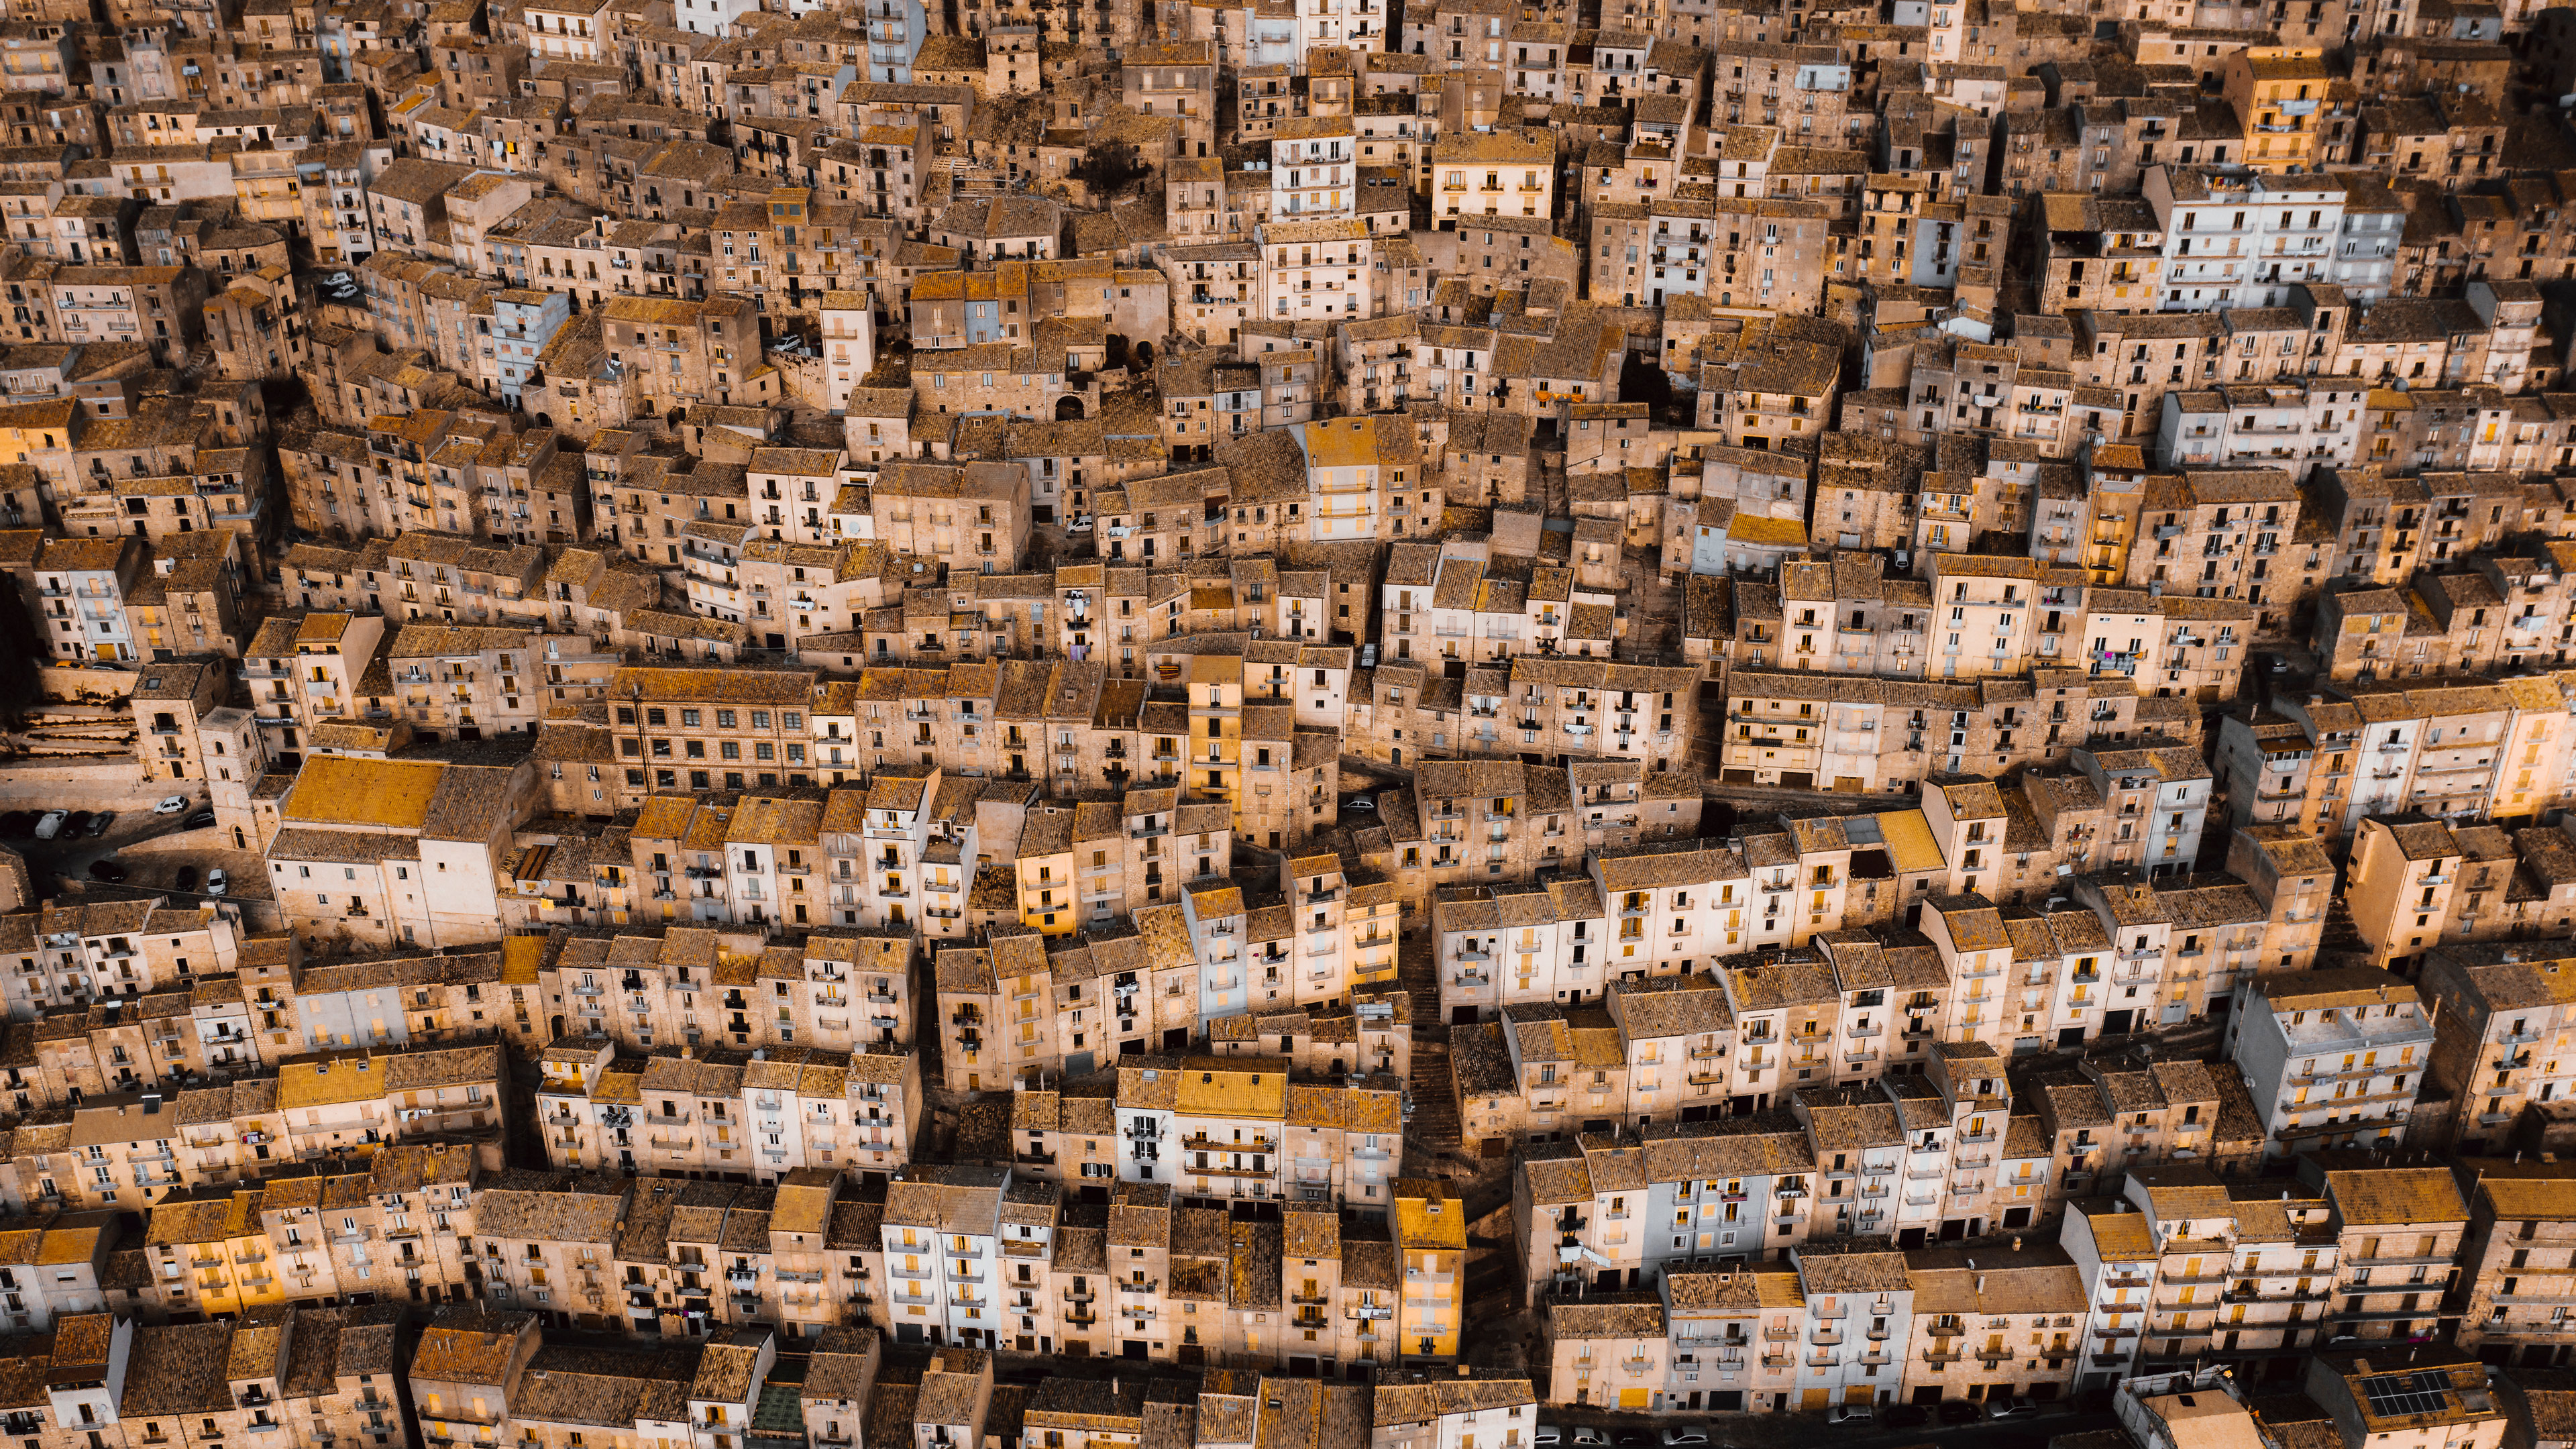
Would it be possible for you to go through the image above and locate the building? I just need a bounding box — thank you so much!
[2223,969,2432,1159]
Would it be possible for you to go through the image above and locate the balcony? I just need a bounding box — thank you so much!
[1183,1132,1276,1155]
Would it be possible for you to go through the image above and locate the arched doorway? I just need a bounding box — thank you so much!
[1134,341,1153,367]
[1055,394,1085,420]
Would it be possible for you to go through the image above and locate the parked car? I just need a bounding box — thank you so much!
[1611,1432,1652,1448]
[33,810,64,839]
[1534,1428,1561,1446]
[1343,796,1377,813]
[59,811,90,837]
[153,795,189,814]
[174,866,199,892]
[1984,1400,2042,1421]
[1066,514,1095,533]
[84,810,114,837]
[206,869,228,896]
[184,810,215,830]
[1659,1430,1708,1446]
[1937,1401,1983,1426]
[1883,1405,1930,1429]
[0,811,33,837]
[1568,1430,1607,1447]
[87,857,127,883]
[1827,1405,1873,1426]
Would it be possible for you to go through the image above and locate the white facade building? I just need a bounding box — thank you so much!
[2145,167,2349,311]
[2222,967,2432,1159]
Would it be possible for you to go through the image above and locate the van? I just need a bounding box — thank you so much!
[32,811,65,840]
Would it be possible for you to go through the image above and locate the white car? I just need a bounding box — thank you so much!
[1534,1429,1561,1446]
[1659,1431,1708,1446]
[153,795,189,814]
[1827,1405,1874,1426]
[1067,514,1095,533]
[33,810,65,840]
[205,869,227,896]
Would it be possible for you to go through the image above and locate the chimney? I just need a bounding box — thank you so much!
[1976,1274,1986,1295]
[1456,1364,1471,1379]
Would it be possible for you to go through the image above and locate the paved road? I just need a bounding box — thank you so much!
[1703,782,1919,812]
[0,773,179,810]
[1536,1404,2113,1449]
[6,783,217,894]
[1338,753,1414,786]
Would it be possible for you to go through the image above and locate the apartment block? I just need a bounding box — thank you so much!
[2222,969,2432,1160]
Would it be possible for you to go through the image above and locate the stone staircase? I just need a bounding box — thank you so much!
[1533,445,1569,514]
[2315,896,2370,969]
[1405,1038,1461,1155]
[1396,930,1443,1030]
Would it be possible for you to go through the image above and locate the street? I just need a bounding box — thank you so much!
[1699,781,1920,818]
[0,769,184,812]
[11,793,201,881]
[3,781,260,913]
[1534,1403,2116,1449]
[879,1336,2115,1449]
